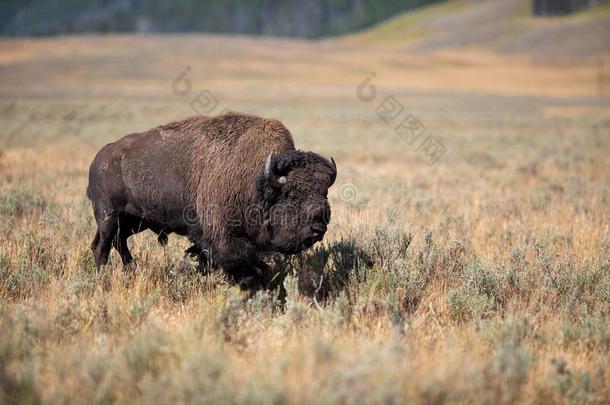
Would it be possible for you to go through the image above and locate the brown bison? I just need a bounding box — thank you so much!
[86,112,336,287]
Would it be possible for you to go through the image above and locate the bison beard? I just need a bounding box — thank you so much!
[86,112,337,289]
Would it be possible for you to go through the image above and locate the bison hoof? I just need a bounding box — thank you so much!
[185,244,201,258]
[157,233,169,246]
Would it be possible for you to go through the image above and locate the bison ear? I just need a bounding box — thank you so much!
[265,152,286,188]
[330,157,337,186]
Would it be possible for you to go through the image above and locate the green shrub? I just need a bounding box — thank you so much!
[548,357,597,404]
[365,225,412,269]
[160,260,208,303]
[487,343,530,403]
[0,312,41,405]
[0,189,46,219]
[272,235,373,304]
[3,259,46,299]
[282,273,309,326]
[560,312,610,352]
[217,287,248,343]
[121,326,170,385]
[465,260,509,312]
[447,284,493,323]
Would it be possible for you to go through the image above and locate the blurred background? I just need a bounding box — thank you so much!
[0,0,609,239]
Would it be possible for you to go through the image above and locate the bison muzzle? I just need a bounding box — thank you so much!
[86,112,337,288]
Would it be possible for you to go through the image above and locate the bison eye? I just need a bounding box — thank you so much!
[283,189,297,199]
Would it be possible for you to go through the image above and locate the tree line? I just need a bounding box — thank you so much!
[1,0,444,37]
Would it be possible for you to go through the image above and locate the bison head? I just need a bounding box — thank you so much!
[257,150,336,254]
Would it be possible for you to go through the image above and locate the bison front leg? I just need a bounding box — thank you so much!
[193,247,212,274]
[205,238,267,290]
[232,259,286,303]
[235,266,268,291]
[183,237,213,274]
[219,260,267,290]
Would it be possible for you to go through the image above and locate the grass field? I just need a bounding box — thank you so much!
[1,0,609,403]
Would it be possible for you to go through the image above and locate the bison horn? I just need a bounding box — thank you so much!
[330,157,337,185]
[265,152,286,188]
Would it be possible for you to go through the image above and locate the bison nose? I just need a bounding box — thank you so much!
[309,224,326,239]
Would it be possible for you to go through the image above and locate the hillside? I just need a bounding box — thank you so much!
[343,0,610,60]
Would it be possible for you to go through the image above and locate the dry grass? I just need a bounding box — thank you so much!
[1,7,610,403]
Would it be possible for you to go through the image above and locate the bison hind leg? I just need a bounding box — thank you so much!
[90,230,102,270]
[91,230,100,253]
[111,213,148,267]
[113,226,134,266]
[92,209,118,269]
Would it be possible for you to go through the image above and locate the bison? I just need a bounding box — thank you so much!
[86,112,337,288]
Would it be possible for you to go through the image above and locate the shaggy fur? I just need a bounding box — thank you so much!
[87,112,336,287]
